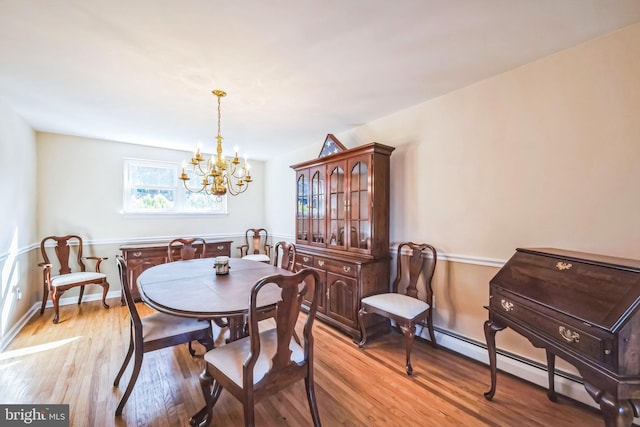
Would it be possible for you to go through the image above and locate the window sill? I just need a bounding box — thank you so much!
[121,211,228,219]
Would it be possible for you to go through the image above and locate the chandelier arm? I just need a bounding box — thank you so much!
[227,163,246,180]
[224,175,249,196]
[182,180,203,194]
[193,161,211,176]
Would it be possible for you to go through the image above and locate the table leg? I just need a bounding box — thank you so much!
[189,366,223,427]
[227,314,246,341]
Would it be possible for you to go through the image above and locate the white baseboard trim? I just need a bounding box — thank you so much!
[0,304,39,353]
[428,327,597,410]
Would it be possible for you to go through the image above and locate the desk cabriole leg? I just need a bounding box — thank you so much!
[585,382,637,427]
[545,350,558,402]
[484,319,505,400]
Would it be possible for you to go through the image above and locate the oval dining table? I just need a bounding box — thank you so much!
[137,256,295,425]
[137,257,293,341]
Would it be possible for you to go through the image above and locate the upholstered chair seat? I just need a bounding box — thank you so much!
[204,328,304,387]
[241,253,270,263]
[360,293,430,319]
[50,272,106,287]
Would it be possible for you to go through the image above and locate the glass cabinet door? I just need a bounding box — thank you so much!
[296,170,310,244]
[327,163,345,250]
[310,166,325,245]
[348,157,370,252]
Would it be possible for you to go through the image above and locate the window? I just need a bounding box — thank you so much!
[123,158,227,214]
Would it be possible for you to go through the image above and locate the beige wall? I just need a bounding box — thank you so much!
[37,132,266,240]
[0,99,39,339]
[33,133,267,304]
[344,22,640,261]
[265,23,640,370]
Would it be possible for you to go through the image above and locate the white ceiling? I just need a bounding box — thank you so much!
[1,1,640,160]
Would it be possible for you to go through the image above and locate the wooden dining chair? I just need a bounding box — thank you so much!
[39,234,110,324]
[113,256,214,416]
[168,237,207,262]
[237,228,271,263]
[273,241,297,272]
[197,268,322,427]
[263,241,300,343]
[169,237,229,332]
[357,242,438,375]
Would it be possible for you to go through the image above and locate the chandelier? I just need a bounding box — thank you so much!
[180,89,252,196]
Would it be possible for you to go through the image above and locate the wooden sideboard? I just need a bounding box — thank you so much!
[295,248,390,338]
[291,142,394,339]
[119,240,232,303]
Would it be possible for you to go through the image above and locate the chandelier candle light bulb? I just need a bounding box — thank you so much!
[179,89,254,196]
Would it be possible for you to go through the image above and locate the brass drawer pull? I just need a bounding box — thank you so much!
[217,245,225,250]
[318,260,325,267]
[559,326,580,343]
[343,266,351,273]
[303,256,310,263]
[500,299,514,312]
[133,251,142,257]
[556,262,572,271]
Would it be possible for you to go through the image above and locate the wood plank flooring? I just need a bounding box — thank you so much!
[0,298,606,426]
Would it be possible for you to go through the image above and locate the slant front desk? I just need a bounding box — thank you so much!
[119,240,232,303]
[485,248,640,427]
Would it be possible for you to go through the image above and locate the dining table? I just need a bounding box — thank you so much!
[137,256,295,426]
[137,256,294,342]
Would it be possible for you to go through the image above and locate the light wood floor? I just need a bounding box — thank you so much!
[1,298,606,427]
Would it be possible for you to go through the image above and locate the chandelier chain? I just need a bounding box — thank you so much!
[217,93,222,139]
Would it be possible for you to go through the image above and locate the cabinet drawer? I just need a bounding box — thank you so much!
[315,257,357,278]
[491,290,609,363]
[205,241,231,257]
[297,253,314,266]
[123,247,168,259]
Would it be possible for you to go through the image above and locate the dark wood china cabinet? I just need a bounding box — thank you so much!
[291,142,394,338]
